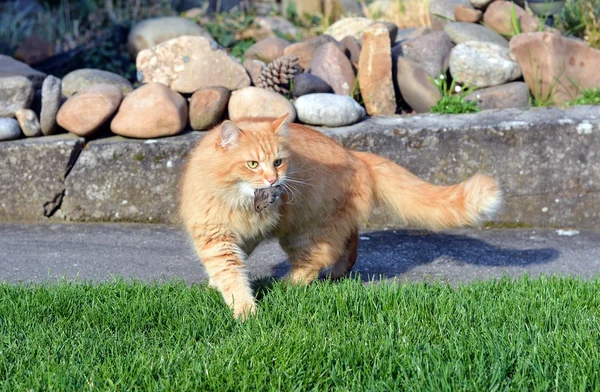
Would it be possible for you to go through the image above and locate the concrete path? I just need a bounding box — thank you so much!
[0,223,598,285]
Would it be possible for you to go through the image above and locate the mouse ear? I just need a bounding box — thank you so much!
[271,113,290,136]
[219,120,242,148]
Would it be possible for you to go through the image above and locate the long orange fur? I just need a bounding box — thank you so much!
[179,115,502,319]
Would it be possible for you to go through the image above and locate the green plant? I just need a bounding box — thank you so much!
[556,0,600,48]
[429,74,480,114]
[566,87,600,106]
[508,2,522,36]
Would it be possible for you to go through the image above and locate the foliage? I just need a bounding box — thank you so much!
[566,87,600,106]
[0,276,599,390]
[430,74,480,114]
[556,0,600,49]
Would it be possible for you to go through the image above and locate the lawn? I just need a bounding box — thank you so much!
[0,276,598,391]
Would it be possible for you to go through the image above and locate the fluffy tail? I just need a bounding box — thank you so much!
[354,152,502,230]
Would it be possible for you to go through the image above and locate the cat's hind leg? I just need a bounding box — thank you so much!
[329,229,359,280]
[279,229,350,284]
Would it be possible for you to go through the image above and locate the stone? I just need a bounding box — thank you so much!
[429,0,470,30]
[15,108,42,137]
[395,27,432,44]
[243,59,266,86]
[136,36,250,94]
[0,76,34,117]
[57,85,123,137]
[294,93,365,127]
[449,41,522,88]
[443,22,509,47]
[13,35,53,64]
[284,35,342,70]
[341,36,361,68]
[0,118,21,141]
[244,37,290,63]
[324,17,397,43]
[189,87,230,131]
[483,1,541,36]
[62,69,133,98]
[465,82,530,110]
[358,24,396,116]
[454,4,482,23]
[254,16,300,39]
[395,57,441,113]
[308,42,355,96]
[127,16,215,59]
[0,55,46,89]
[228,87,296,122]
[469,0,494,9]
[40,75,62,136]
[291,73,333,97]
[510,32,600,104]
[396,31,453,78]
[111,83,188,138]
[61,132,201,224]
[0,134,85,221]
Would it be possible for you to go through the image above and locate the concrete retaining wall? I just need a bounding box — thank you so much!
[1,106,598,228]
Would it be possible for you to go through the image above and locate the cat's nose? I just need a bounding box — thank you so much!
[264,175,277,186]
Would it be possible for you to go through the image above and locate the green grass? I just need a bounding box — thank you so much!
[566,87,600,106]
[430,74,480,114]
[1,276,599,390]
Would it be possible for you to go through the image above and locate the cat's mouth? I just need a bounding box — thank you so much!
[253,185,282,213]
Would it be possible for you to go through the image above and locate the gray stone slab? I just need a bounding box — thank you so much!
[0,223,598,285]
[61,132,204,223]
[0,134,84,221]
[317,106,600,228]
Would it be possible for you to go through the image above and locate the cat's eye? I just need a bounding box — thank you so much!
[247,161,259,169]
[273,159,283,167]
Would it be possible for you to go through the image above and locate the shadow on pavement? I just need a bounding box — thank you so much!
[266,230,560,282]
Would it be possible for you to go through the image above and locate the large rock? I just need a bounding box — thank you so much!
[395,57,441,113]
[465,82,530,110]
[429,0,470,30]
[294,93,365,127]
[15,108,42,137]
[341,36,361,68]
[0,134,85,221]
[127,16,215,59]
[62,69,133,98]
[395,31,453,78]
[244,37,290,63]
[469,0,494,9]
[13,34,53,65]
[57,85,123,137]
[0,55,46,89]
[61,132,202,224]
[40,75,61,136]
[283,35,341,69]
[308,42,355,96]
[111,83,188,138]
[291,73,333,97]
[0,118,21,141]
[324,17,397,42]
[483,1,540,36]
[0,76,34,117]
[228,87,296,122]
[136,36,250,93]
[358,23,396,116]
[449,41,522,88]
[189,87,230,131]
[510,32,600,104]
[243,59,266,86]
[443,22,509,47]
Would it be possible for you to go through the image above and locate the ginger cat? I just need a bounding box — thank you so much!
[179,114,501,319]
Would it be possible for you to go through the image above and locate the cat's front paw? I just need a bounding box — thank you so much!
[233,299,257,321]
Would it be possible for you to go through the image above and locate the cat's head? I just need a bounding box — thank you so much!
[213,114,290,199]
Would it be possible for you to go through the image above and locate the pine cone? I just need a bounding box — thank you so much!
[256,55,302,95]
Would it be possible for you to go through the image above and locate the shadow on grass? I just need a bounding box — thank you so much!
[266,229,560,283]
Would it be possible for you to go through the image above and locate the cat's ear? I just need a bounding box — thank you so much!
[219,120,242,149]
[271,113,290,136]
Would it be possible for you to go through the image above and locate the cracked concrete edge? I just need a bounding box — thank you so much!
[0,105,598,227]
